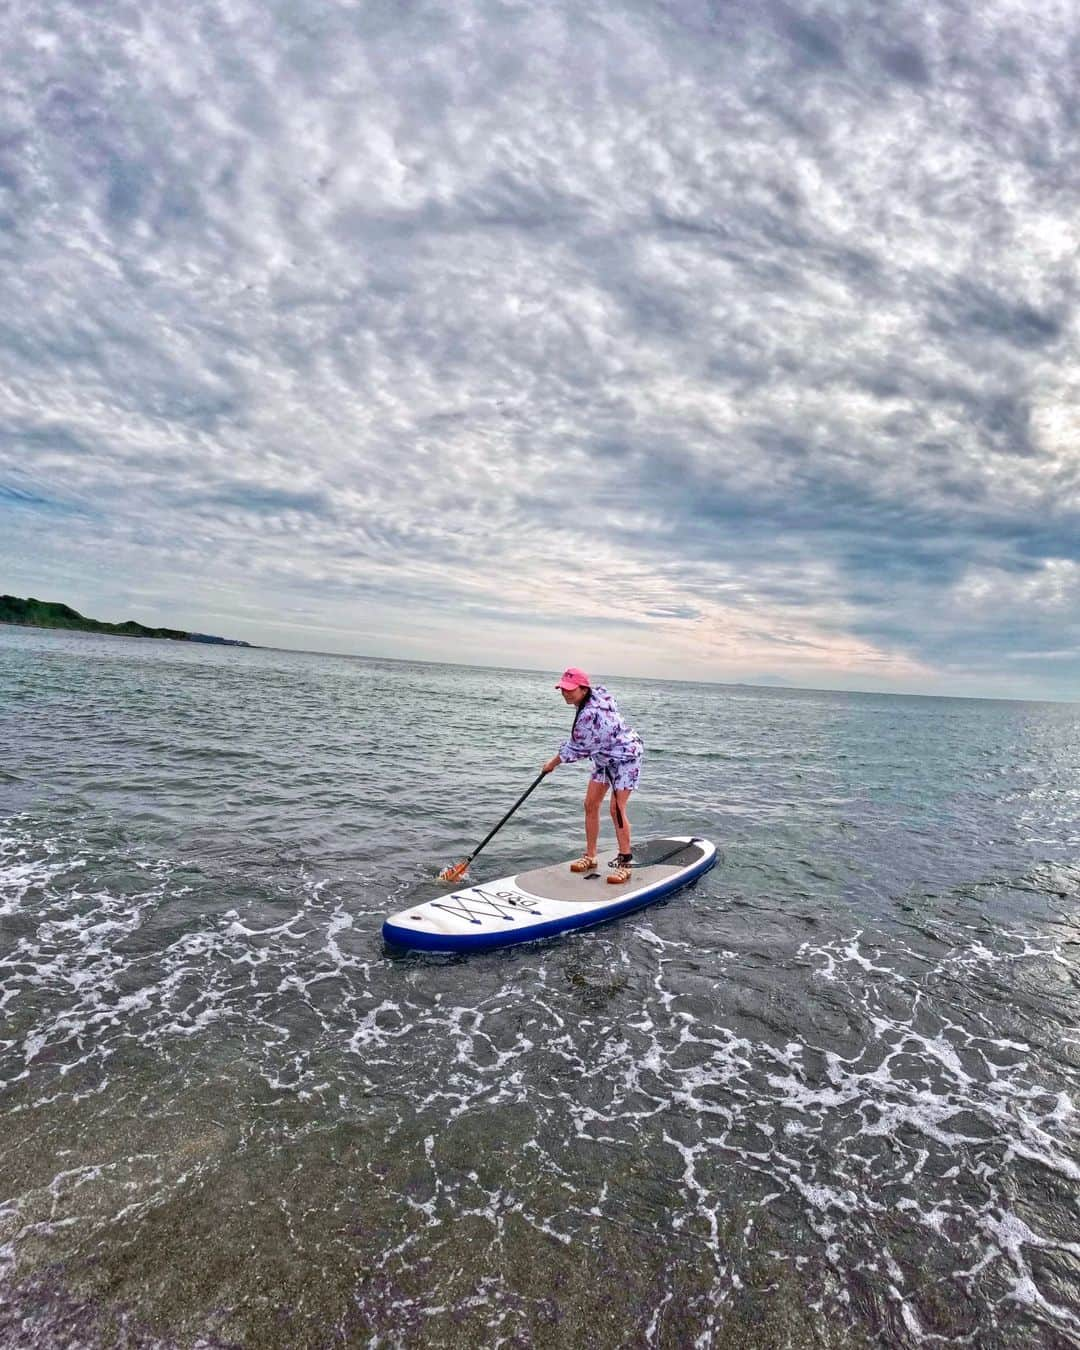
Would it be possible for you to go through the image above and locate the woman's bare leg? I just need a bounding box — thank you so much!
[584,779,608,858]
[609,789,633,856]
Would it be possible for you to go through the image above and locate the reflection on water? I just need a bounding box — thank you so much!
[1,628,1078,1346]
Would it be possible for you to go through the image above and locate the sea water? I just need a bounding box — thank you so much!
[1,626,1077,1347]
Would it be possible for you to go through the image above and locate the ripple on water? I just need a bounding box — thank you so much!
[1,636,1079,1345]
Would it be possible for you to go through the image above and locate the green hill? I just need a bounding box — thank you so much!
[0,594,252,647]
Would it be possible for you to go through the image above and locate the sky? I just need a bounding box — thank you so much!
[1,0,1078,700]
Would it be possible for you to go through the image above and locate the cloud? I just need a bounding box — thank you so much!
[0,0,1078,697]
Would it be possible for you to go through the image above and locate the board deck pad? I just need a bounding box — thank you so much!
[382,836,716,953]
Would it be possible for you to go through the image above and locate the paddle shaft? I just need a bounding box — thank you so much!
[458,769,549,869]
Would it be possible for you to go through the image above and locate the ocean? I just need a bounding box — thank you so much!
[1,625,1077,1347]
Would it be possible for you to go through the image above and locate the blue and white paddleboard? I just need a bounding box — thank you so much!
[383,836,716,953]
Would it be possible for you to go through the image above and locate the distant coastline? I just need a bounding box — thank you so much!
[0,594,253,647]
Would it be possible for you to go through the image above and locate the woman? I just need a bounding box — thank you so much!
[542,667,644,884]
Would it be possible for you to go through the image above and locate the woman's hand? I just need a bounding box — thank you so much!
[542,756,561,775]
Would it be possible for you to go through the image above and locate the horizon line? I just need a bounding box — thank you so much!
[3,615,1076,709]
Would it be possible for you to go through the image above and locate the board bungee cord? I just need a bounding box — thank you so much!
[387,836,717,953]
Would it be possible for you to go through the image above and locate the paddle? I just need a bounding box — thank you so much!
[438,769,550,883]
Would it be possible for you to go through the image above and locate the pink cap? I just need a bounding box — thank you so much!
[555,666,591,690]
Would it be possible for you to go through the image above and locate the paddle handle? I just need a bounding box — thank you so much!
[462,769,549,868]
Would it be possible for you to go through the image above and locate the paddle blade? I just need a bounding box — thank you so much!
[437,859,470,884]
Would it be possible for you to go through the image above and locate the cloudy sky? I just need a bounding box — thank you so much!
[2,0,1078,698]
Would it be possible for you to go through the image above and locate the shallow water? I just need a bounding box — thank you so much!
[1,626,1078,1347]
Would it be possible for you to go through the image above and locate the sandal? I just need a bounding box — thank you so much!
[569,855,598,873]
[607,853,634,885]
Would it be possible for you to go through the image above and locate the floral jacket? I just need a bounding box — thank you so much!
[558,685,643,770]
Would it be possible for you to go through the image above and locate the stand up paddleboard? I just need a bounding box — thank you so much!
[383,836,716,954]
